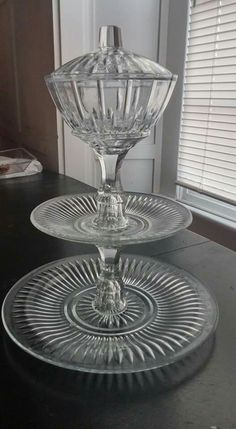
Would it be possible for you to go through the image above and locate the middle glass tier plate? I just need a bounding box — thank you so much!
[31,192,192,246]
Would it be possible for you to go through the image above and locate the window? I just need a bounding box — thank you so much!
[177,0,236,223]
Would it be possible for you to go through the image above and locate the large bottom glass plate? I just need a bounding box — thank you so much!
[30,193,192,246]
[4,333,215,395]
[2,255,218,374]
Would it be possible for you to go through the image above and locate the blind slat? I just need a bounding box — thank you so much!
[182,123,236,132]
[180,129,236,141]
[178,166,236,188]
[180,132,236,144]
[195,0,234,6]
[182,113,236,123]
[179,159,236,176]
[183,105,236,115]
[182,119,236,131]
[184,90,236,97]
[180,137,236,150]
[187,47,236,61]
[188,43,236,58]
[179,154,236,169]
[186,64,236,76]
[189,21,236,38]
[183,98,236,107]
[179,143,236,156]
[190,14,236,32]
[192,0,236,14]
[186,57,236,67]
[191,5,236,24]
[181,123,235,134]
[185,76,236,84]
[189,30,236,47]
[192,2,236,16]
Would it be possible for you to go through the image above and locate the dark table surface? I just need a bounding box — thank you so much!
[1,171,236,429]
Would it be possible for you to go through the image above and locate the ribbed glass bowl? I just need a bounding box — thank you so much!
[46,26,176,150]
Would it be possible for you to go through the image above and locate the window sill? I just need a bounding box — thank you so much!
[180,202,236,231]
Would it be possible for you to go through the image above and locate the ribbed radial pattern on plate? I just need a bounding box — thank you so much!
[2,255,217,373]
[31,193,192,246]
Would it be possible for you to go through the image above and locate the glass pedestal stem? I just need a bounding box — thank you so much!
[93,151,128,231]
[93,246,127,320]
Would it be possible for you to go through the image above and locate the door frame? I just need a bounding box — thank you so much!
[52,0,97,185]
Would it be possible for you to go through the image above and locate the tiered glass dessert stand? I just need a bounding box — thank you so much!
[2,26,218,374]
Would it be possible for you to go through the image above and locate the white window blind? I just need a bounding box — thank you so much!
[177,0,236,205]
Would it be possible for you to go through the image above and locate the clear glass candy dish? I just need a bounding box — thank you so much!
[46,25,176,148]
[45,25,177,234]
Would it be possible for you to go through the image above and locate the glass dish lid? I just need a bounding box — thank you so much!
[45,25,177,145]
[48,25,175,81]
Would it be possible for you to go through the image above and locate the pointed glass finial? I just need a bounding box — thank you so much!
[99,25,123,48]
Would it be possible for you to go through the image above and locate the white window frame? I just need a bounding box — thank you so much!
[160,0,236,228]
[177,185,236,227]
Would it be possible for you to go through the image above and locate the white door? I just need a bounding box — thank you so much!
[58,0,161,193]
